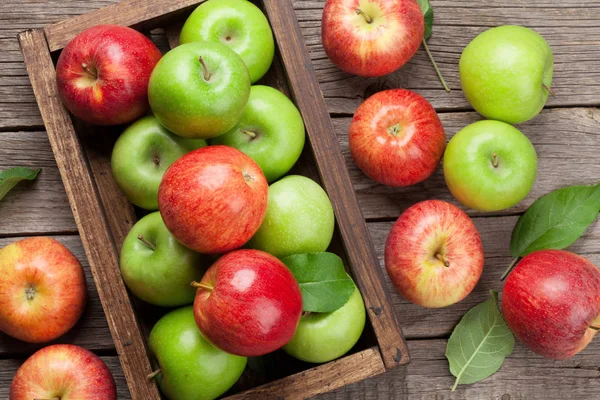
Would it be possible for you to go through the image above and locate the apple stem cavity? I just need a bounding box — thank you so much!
[435,253,450,268]
[198,56,212,82]
[355,8,373,24]
[33,398,60,400]
[388,123,402,137]
[137,234,156,251]
[191,281,214,292]
[542,83,556,98]
[492,153,499,168]
[422,39,451,93]
[500,257,520,281]
[240,128,257,139]
[81,63,97,79]
[147,368,162,381]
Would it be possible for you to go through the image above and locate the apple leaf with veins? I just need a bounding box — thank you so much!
[0,167,40,202]
[417,0,450,92]
[446,291,515,391]
[282,252,354,313]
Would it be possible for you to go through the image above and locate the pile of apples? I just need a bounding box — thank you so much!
[3,1,370,399]
[323,0,599,363]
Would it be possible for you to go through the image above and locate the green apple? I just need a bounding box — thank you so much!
[443,120,538,212]
[460,25,553,124]
[120,212,207,307]
[210,85,305,182]
[179,0,274,83]
[283,283,366,363]
[111,115,206,210]
[149,306,246,400]
[248,175,335,259]
[148,41,251,139]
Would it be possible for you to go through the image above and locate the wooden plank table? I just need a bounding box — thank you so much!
[1,0,599,398]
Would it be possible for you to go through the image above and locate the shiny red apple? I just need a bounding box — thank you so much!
[0,237,86,343]
[10,344,116,400]
[193,249,303,356]
[385,200,484,308]
[503,250,600,360]
[56,24,162,125]
[349,89,446,187]
[322,0,424,77]
[158,145,268,254]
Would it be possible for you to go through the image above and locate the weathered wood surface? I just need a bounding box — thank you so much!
[3,108,598,235]
[0,1,599,127]
[1,0,599,399]
[2,340,600,400]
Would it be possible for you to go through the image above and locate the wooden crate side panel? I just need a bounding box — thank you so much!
[262,0,410,369]
[18,29,160,400]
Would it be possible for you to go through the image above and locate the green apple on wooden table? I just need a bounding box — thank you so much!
[149,306,247,400]
[111,115,206,210]
[443,120,538,212]
[284,283,366,363]
[180,0,274,83]
[119,212,207,307]
[211,85,306,182]
[148,41,251,139]
[460,25,554,124]
[248,175,335,259]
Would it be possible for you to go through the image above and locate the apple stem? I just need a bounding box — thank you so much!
[302,311,312,317]
[435,253,450,268]
[500,258,520,281]
[589,324,600,331]
[137,235,156,251]
[34,398,60,400]
[492,153,499,168]
[355,8,373,23]
[191,281,214,291]
[198,56,212,81]
[240,128,257,139]
[422,39,451,93]
[147,368,162,381]
[542,83,556,97]
[81,63,97,79]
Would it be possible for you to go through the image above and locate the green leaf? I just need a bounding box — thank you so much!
[282,252,354,313]
[445,291,514,391]
[417,0,433,39]
[0,167,41,202]
[510,184,600,258]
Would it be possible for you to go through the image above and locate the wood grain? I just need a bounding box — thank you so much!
[18,29,159,399]
[228,348,385,400]
[263,0,409,369]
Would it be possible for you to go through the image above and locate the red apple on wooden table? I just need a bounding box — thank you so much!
[385,200,484,308]
[321,0,424,77]
[349,89,446,187]
[159,145,268,254]
[56,24,162,125]
[10,344,116,400]
[0,237,86,343]
[503,250,600,360]
[193,249,303,356]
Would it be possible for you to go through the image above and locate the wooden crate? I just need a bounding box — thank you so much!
[18,0,409,398]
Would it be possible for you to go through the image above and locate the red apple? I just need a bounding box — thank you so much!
[56,24,162,125]
[502,250,600,360]
[349,89,446,187]
[385,200,484,308]
[0,237,86,343]
[159,145,268,254]
[321,0,424,77]
[10,344,116,400]
[193,249,303,356]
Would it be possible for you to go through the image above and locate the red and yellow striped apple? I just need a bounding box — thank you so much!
[321,0,424,77]
[0,237,86,343]
[385,200,484,308]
